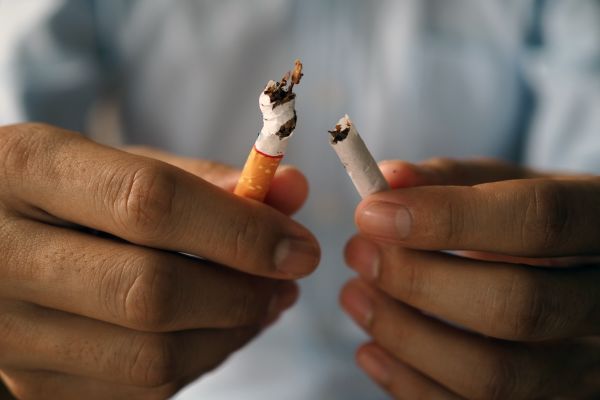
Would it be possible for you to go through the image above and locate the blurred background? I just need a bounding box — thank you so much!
[1,1,599,399]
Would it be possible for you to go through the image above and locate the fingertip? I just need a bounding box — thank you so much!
[357,161,425,231]
[263,281,300,328]
[355,342,394,386]
[356,341,380,363]
[353,196,386,235]
[344,234,370,267]
[339,277,373,313]
[265,165,309,215]
[354,196,370,228]
[275,281,300,311]
[343,235,360,267]
[358,342,462,400]
[378,160,426,189]
[272,223,321,279]
[354,191,413,243]
[344,235,381,281]
[339,277,362,307]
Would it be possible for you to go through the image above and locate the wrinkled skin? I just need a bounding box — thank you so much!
[0,123,320,400]
[343,158,600,399]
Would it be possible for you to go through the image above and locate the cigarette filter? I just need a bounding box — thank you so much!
[234,60,303,201]
[328,114,389,198]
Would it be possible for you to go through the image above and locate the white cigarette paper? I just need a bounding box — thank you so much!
[329,114,389,198]
[255,80,297,156]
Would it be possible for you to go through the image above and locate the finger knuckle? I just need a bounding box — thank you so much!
[127,334,178,387]
[0,123,44,180]
[523,182,571,253]
[388,251,425,304]
[488,271,553,341]
[0,215,22,277]
[113,163,177,242]
[0,310,22,358]
[435,195,466,247]
[481,352,521,400]
[511,291,548,341]
[123,257,180,332]
[232,212,264,265]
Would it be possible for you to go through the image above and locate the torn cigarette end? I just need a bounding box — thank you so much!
[234,60,303,202]
[328,122,351,144]
[290,59,303,87]
[328,114,389,199]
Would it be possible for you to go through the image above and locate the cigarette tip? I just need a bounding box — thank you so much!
[292,59,304,85]
[340,114,353,128]
[262,59,303,107]
[264,80,277,92]
[328,114,353,144]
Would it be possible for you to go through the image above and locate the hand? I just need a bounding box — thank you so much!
[0,123,320,400]
[341,158,600,399]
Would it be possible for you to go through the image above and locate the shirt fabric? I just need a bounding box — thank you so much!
[1,1,599,399]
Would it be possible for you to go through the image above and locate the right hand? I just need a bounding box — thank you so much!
[0,123,320,399]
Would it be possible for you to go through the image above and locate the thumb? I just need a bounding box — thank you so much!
[378,157,544,189]
[123,146,308,215]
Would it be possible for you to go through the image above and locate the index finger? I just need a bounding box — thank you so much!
[0,124,320,278]
[378,158,545,189]
[356,177,600,256]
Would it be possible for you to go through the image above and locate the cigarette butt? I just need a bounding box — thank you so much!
[235,60,303,202]
[234,147,282,201]
[328,114,389,198]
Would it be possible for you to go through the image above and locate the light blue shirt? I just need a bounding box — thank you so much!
[1,1,599,399]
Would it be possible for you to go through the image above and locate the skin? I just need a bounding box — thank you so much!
[341,158,600,399]
[0,123,320,400]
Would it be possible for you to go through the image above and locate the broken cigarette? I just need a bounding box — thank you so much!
[234,60,303,201]
[328,114,389,198]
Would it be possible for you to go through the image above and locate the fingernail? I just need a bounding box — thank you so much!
[347,238,380,281]
[274,238,319,277]
[343,284,374,328]
[357,347,393,385]
[359,202,411,240]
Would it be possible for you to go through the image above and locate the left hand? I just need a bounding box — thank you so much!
[341,158,600,399]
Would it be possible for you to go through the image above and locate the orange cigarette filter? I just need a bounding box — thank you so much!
[234,148,282,201]
[234,59,303,202]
